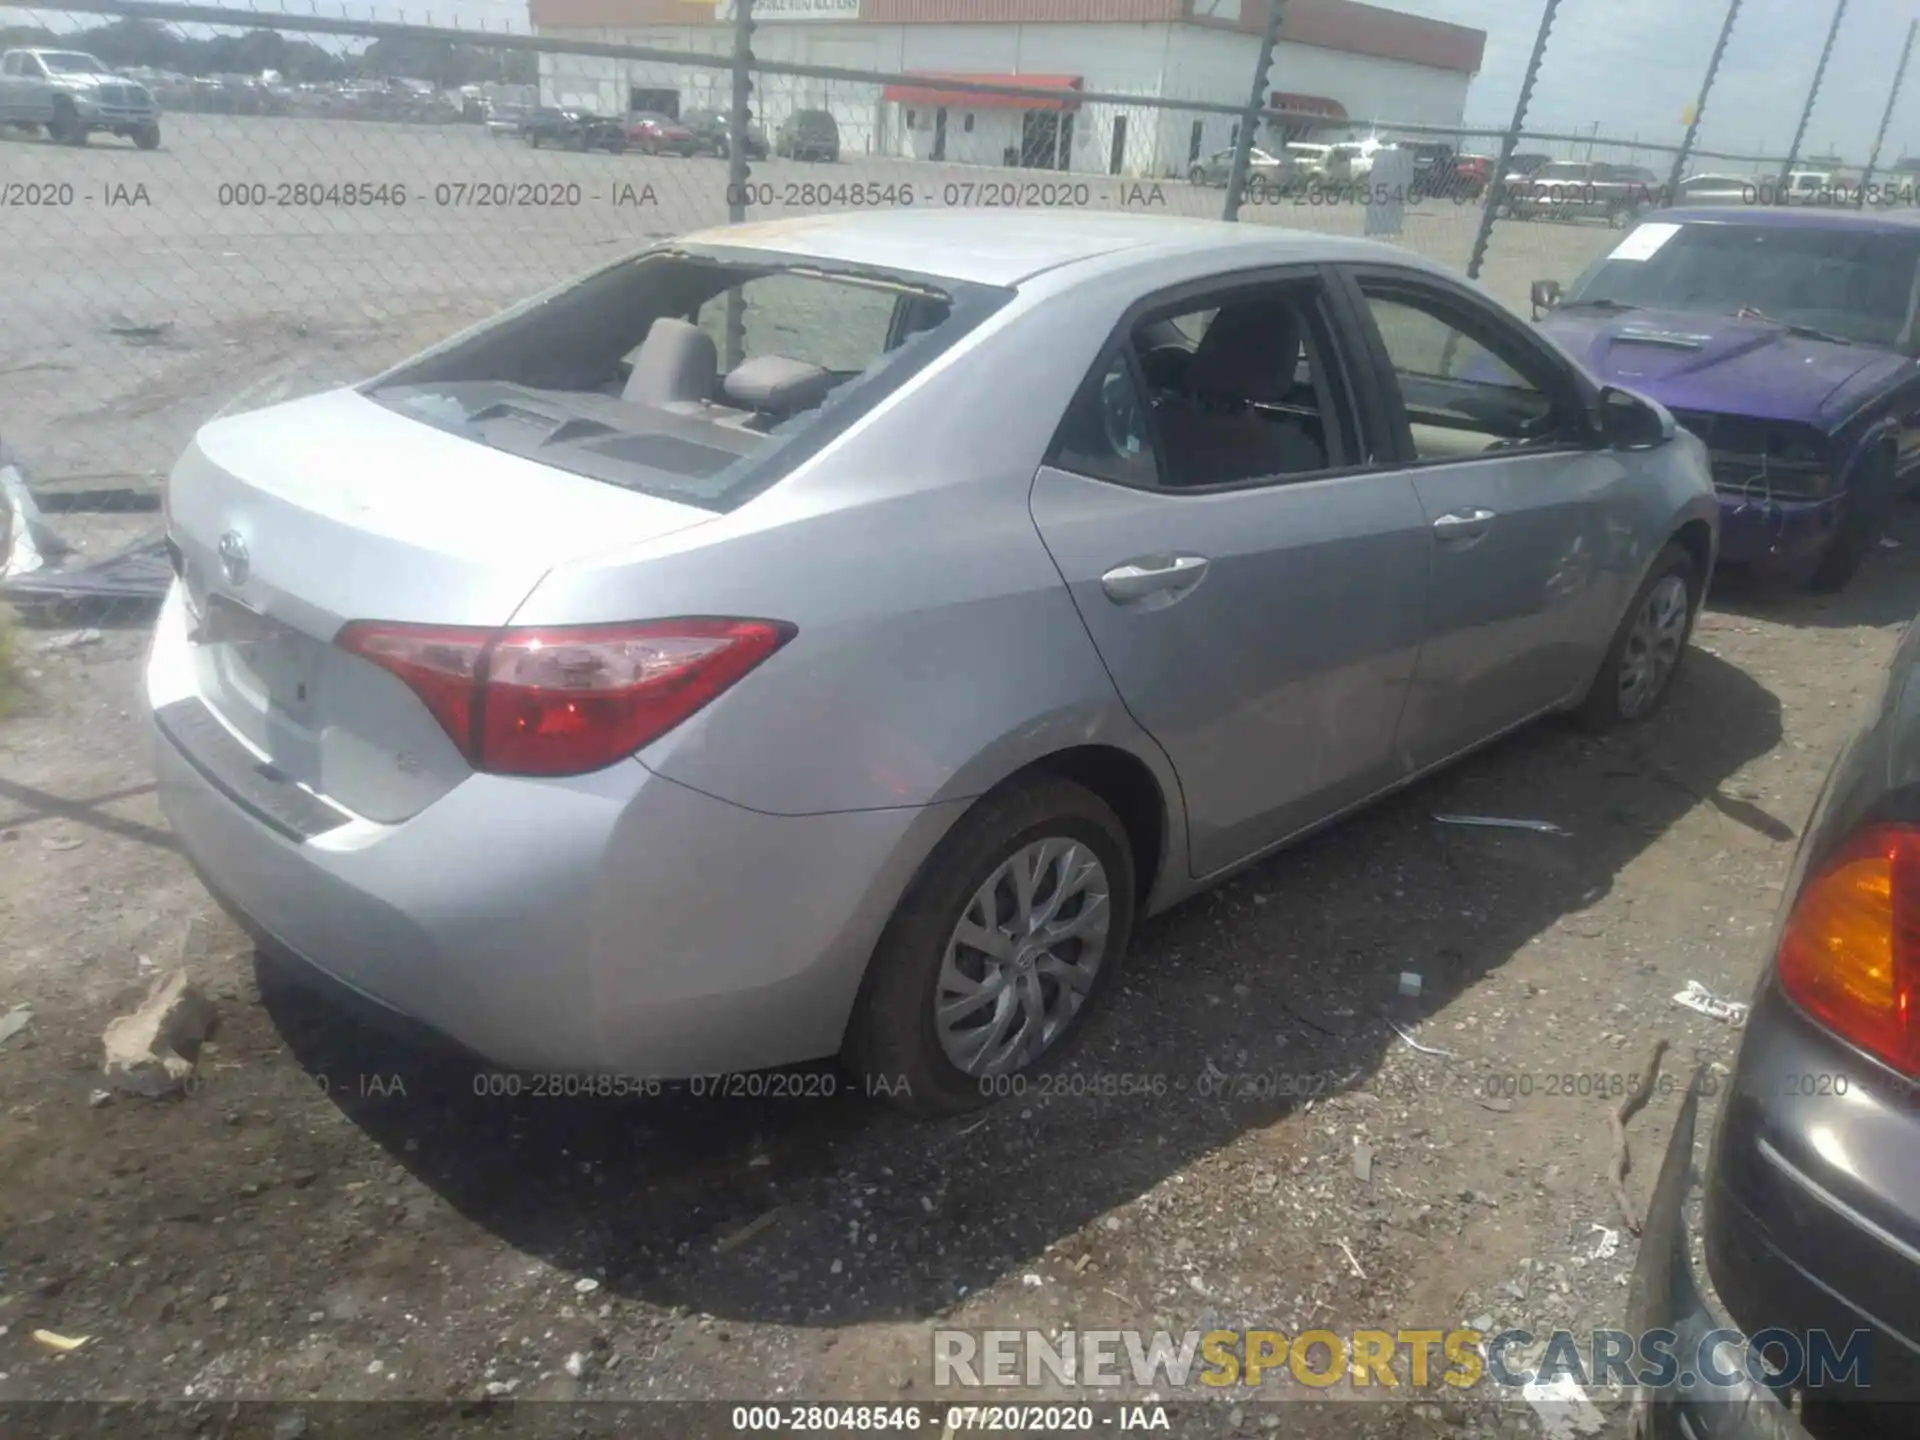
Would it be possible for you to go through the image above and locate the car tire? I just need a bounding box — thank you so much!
[1579,541,1702,731]
[49,101,86,146]
[1810,447,1897,593]
[132,121,160,151]
[842,776,1136,1118]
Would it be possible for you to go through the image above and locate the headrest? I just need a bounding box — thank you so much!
[723,355,836,416]
[624,317,717,407]
[1186,302,1305,404]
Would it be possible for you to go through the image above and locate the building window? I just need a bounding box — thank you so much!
[964,113,975,133]
[905,108,916,129]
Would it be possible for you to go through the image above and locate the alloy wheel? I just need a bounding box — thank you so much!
[934,837,1112,1076]
[1617,574,1690,719]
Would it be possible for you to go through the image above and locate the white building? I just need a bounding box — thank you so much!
[528,0,1485,179]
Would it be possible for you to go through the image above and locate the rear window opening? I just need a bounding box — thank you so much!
[364,247,1012,513]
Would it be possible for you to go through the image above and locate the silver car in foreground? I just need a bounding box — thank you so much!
[149,212,1718,1115]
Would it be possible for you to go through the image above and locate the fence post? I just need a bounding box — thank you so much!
[1666,0,1741,203]
[1466,0,1562,282]
[1222,0,1286,222]
[725,0,754,368]
[1858,18,1917,206]
[1778,0,1848,196]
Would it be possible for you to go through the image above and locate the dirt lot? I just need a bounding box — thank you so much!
[10,497,1915,1439]
[0,110,1882,1439]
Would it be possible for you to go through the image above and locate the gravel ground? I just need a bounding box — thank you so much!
[5,499,1916,1437]
[1,107,1891,1440]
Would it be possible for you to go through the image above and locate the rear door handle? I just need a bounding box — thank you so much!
[1100,554,1210,603]
[1432,509,1497,544]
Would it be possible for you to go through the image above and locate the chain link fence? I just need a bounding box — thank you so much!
[0,0,1911,628]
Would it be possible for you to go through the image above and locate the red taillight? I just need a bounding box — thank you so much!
[337,618,792,778]
[1776,823,1920,1077]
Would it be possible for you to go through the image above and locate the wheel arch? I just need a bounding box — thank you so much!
[1672,516,1714,592]
[990,744,1174,914]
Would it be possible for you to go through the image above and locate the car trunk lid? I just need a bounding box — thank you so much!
[164,386,718,822]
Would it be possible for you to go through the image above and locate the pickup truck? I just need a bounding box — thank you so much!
[0,48,161,148]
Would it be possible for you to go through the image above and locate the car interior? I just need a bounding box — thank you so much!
[1129,291,1347,486]
[366,253,981,509]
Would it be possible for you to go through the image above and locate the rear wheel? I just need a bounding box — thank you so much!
[843,777,1135,1118]
[1580,542,1701,730]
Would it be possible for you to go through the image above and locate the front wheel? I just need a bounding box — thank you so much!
[842,777,1136,1118]
[1810,449,1897,593]
[1580,542,1701,730]
[132,121,160,150]
[49,105,87,146]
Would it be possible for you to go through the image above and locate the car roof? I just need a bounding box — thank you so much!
[1647,204,1920,233]
[675,209,1443,288]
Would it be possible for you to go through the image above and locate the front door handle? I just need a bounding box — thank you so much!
[1100,554,1210,603]
[1432,509,1497,544]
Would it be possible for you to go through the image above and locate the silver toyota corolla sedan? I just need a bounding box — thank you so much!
[148,211,1717,1115]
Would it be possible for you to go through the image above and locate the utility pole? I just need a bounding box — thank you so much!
[1223,0,1286,221]
[1467,0,1563,281]
[1858,18,1917,206]
[1667,0,1742,203]
[1779,0,1848,196]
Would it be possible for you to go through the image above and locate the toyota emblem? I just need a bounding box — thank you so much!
[217,530,250,587]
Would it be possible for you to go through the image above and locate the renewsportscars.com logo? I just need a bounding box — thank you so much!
[932,1326,1874,1394]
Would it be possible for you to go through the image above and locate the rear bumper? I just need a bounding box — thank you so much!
[146,585,962,1078]
[1626,1076,1820,1440]
[1703,981,1920,1406]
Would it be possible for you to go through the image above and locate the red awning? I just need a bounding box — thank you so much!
[1270,92,1348,120]
[881,73,1083,112]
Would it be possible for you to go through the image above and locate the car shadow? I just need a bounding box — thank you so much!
[258,626,1794,1328]
[1706,499,1920,631]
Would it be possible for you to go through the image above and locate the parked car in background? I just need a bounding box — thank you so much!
[1532,206,1920,590]
[1634,612,1920,1439]
[147,211,1714,1118]
[1503,151,1553,183]
[1404,140,1458,196]
[1672,171,1753,206]
[1508,159,1661,226]
[522,106,627,153]
[0,47,160,148]
[775,107,840,161]
[1784,169,1859,206]
[1186,145,1295,191]
[625,111,697,156]
[680,107,768,160]
[1284,141,1333,184]
[1451,153,1494,199]
[1323,138,1393,184]
[483,102,528,137]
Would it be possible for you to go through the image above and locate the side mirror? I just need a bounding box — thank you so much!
[1599,385,1674,450]
[1530,278,1563,320]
